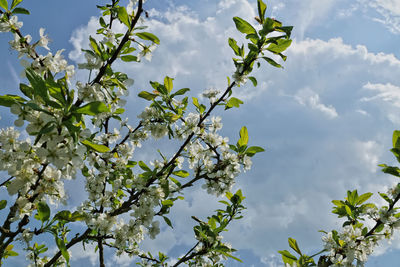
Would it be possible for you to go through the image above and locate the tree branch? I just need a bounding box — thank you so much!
[75,0,144,107]
[44,229,91,267]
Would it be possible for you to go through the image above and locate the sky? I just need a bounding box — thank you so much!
[2,0,400,266]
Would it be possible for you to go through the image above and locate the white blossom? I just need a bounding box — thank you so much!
[202,88,220,104]
[38,28,50,50]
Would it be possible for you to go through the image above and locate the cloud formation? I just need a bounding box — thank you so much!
[66,0,400,265]
[357,0,400,34]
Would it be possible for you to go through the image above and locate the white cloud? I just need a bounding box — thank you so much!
[66,0,400,265]
[362,82,400,107]
[354,140,382,173]
[357,0,400,34]
[295,87,338,118]
[361,82,400,124]
[356,109,370,116]
[108,253,134,267]
[70,243,98,265]
[265,0,338,39]
[289,38,400,66]
[375,0,400,15]
[140,225,177,254]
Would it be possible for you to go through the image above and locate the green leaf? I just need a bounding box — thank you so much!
[118,6,130,28]
[138,91,158,101]
[379,192,392,204]
[235,189,245,200]
[278,250,297,263]
[172,170,190,178]
[55,237,70,263]
[163,216,173,228]
[228,38,240,56]
[199,103,206,114]
[164,76,173,93]
[380,164,400,177]
[121,55,138,62]
[246,33,259,44]
[150,81,166,94]
[10,0,21,9]
[260,18,276,36]
[54,210,72,221]
[248,43,258,52]
[276,26,293,38]
[393,130,400,148]
[70,211,84,221]
[0,200,7,210]
[162,200,174,207]
[75,101,109,115]
[81,140,110,153]
[356,192,373,205]
[114,108,125,115]
[5,245,18,257]
[362,227,368,236]
[172,88,190,97]
[89,36,101,56]
[36,201,50,222]
[262,57,282,68]
[288,238,302,255]
[218,250,243,262]
[344,205,352,217]
[238,126,249,147]
[192,97,200,108]
[233,17,257,35]
[0,0,8,10]
[375,223,384,233]
[20,83,33,99]
[0,94,26,107]
[12,7,29,14]
[248,76,257,87]
[267,39,292,54]
[257,0,267,23]
[26,68,49,101]
[346,190,358,206]
[208,217,217,229]
[225,97,243,110]
[34,121,56,145]
[138,161,151,172]
[136,32,160,44]
[169,177,181,187]
[46,76,65,105]
[126,160,137,168]
[332,200,343,207]
[99,17,107,27]
[246,146,265,156]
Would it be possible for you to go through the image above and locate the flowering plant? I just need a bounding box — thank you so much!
[0,0,292,266]
[279,137,400,266]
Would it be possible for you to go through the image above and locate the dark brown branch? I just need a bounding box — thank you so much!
[0,176,14,187]
[98,236,105,267]
[110,80,239,217]
[44,229,91,267]
[75,0,144,107]
[172,242,203,267]
[0,164,48,258]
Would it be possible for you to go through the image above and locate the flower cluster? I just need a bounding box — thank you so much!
[322,226,376,266]
[0,0,270,265]
[0,15,22,32]
[138,106,169,139]
[232,65,248,86]
[202,88,221,104]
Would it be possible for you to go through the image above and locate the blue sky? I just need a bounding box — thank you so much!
[2,0,400,266]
